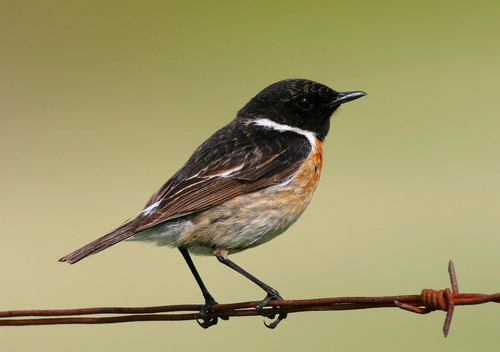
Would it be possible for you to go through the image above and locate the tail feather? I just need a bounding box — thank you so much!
[59,222,138,264]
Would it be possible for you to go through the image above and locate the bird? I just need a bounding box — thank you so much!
[59,78,366,328]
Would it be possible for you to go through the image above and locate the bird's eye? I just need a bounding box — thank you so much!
[295,97,314,112]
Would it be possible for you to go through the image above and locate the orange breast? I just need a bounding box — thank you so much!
[292,138,323,198]
[179,138,324,255]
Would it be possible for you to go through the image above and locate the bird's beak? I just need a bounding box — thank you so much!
[329,91,367,107]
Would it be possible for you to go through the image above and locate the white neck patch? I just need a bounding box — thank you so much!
[252,118,316,150]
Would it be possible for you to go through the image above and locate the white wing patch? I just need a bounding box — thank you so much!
[209,164,245,178]
[140,200,161,216]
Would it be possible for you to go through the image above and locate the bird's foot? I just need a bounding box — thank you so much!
[255,291,287,329]
[196,296,229,329]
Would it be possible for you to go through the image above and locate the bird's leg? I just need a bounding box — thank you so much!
[214,248,287,329]
[179,247,228,328]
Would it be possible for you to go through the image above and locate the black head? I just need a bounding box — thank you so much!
[238,79,366,141]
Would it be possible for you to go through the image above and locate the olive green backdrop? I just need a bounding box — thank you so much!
[1,1,499,351]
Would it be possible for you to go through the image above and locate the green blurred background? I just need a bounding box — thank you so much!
[1,1,499,351]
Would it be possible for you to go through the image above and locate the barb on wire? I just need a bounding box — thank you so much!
[0,261,498,337]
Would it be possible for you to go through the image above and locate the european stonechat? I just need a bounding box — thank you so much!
[59,79,366,328]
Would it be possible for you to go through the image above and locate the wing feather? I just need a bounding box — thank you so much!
[59,118,313,263]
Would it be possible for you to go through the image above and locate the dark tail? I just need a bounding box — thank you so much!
[59,221,138,264]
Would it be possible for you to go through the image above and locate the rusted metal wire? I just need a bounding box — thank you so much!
[1,261,498,336]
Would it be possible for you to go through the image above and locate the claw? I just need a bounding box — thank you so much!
[196,316,218,329]
[255,292,287,329]
[196,296,229,329]
[264,312,287,329]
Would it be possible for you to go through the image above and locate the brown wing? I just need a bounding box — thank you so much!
[59,118,313,263]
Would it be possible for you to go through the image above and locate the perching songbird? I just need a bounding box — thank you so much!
[59,79,366,328]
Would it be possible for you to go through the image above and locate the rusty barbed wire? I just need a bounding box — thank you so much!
[1,261,498,336]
